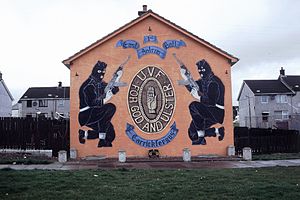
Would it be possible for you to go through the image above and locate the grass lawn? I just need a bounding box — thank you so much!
[0,167,300,200]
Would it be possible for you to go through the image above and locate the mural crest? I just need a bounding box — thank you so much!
[127,66,175,134]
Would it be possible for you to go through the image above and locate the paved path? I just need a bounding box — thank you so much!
[1,159,300,170]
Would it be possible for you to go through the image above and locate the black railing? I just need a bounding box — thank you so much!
[234,127,300,155]
[0,117,69,157]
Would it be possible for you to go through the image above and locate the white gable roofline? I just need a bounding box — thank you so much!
[0,79,14,101]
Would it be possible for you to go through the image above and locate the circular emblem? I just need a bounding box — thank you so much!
[128,66,176,134]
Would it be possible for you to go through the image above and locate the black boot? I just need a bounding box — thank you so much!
[218,127,225,141]
[192,137,206,145]
[78,129,85,144]
[97,139,113,148]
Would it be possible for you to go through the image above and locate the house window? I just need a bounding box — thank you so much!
[261,96,268,103]
[276,95,288,103]
[27,100,32,107]
[58,100,64,107]
[39,100,48,107]
[274,110,289,120]
[282,111,289,120]
[262,112,269,122]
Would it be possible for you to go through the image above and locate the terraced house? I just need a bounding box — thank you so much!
[18,82,70,119]
[238,68,300,130]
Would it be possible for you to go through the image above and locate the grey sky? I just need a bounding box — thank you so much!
[1,0,299,105]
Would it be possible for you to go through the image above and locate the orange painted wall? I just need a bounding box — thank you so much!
[69,16,234,158]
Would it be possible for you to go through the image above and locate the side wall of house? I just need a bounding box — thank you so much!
[0,81,12,117]
[290,92,300,130]
[238,83,255,127]
[69,16,235,158]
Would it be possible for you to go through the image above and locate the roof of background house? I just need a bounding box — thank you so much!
[281,76,300,91]
[19,87,70,101]
[244,79,293,95]
[62,8,238,68]
[237,68,300,101]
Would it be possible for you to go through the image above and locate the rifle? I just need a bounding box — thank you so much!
[172,53,203,96]
[99,56,131,99]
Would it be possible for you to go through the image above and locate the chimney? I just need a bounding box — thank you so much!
[280,67,285,76]
[138,5,148,16]
[58,81,62,88]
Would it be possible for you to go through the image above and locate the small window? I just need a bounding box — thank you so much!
[261,96,268,103]
[282,111,289,120]
[276,95,288,103]
[274,111,282,120]
[281,95,287,103]
[274,110,289,120]
[262,112,269,122]
[39,100,48,107]
[58,100,64,107]
[27,100,32,107]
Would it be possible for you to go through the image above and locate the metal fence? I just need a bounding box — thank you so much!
[234,127,300,155]
[0,117,69,157]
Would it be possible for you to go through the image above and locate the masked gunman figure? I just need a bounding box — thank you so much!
[180,59,225,145]
[78,61,122,147]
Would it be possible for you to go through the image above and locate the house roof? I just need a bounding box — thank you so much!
[19,87,70,101]
[244,80,293,95]
[281,76,300,91]
[62,9,238,68]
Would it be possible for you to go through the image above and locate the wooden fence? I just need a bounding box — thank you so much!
[234,127,300,155]
[0,117,69,157]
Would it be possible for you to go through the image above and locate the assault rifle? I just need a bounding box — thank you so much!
[172,53,203,96]
[100,56,130,99]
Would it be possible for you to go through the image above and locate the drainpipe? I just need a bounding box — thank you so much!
[246,95,252,128]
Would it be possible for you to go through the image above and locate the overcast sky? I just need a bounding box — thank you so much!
[1,0,300,105]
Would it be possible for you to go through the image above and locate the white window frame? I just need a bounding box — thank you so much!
[274,110,289,120]
[261,96,268,103]
[282,110,289,120]
[276,95,288,103]
[39,99,48,107]
[58,100,64,107]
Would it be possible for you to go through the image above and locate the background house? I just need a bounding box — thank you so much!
[0,72,14,117]
[18,82,70,119]
[11,103,22,117]
[238,68,300,130]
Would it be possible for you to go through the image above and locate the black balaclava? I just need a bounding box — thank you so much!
[196,59,212,79]
[91,61,107,81]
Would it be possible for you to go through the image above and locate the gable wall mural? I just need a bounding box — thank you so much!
[69,16,234,158]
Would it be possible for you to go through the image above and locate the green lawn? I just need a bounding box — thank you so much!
[1,167,300,200]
